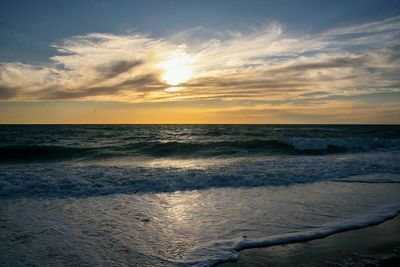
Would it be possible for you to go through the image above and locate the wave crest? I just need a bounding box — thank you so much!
[1,138,399,163]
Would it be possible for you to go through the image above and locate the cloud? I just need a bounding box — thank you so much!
[0,85,17,99]
[323,16,400,36]
[95,60,143,81]
[198,98,400,124]
[0,17,399,102]
[37,73,164,99]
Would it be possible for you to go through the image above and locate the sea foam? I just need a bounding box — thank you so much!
[183,203,400,267]
[1,152,400,198]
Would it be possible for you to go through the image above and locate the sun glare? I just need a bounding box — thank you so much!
[160,53,193,86]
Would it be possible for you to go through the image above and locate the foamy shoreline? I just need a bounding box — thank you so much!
[219,215,400,267]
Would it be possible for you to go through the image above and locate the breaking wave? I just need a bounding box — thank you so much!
[1,137,399,163]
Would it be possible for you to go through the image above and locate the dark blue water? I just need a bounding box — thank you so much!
[1,125,400,198]
[1,125,399,163]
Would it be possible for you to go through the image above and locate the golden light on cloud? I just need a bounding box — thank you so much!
[165,87,183,92]
[160,53,193,86]
[0,15,399,119]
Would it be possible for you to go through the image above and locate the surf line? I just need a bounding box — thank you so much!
[186,203,400,267]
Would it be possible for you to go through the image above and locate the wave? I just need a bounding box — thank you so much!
[181,203,400,266]
[121,138,400,156]
[141,138,400,155]
[1,138,399,163]
[280,137,400,151]
[1,154,399,198]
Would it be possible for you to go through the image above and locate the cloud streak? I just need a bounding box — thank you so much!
[0,16,399,102]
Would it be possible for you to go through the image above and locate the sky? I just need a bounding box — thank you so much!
[0,0,400,124]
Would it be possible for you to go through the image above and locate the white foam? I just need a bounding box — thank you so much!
[182,203,400,267]
[2,152,400,198]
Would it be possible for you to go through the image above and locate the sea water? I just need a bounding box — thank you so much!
[1,125,400,266]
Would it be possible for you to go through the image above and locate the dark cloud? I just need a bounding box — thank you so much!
[117,74,164,90]
[95,60,143,80]
[38,73,165,99]
[277,57,367,72]
[0,85,17,99]
[185,76,312,93]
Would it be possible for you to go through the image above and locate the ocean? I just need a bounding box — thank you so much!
[1,124,400,266]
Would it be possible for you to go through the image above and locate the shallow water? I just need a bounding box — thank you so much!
[1,175,399,266]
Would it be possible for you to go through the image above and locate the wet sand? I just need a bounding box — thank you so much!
[218,216,400,267]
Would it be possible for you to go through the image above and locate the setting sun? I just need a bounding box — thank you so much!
[160,53,193,86]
